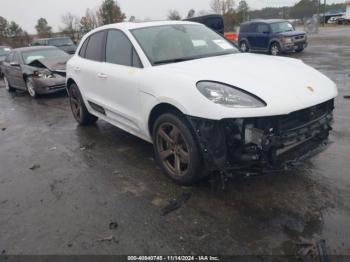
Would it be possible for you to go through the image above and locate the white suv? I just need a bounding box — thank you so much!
[66,21,337,185]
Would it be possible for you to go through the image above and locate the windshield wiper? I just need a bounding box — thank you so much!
[153,52,234,65]
[153,57,196,65]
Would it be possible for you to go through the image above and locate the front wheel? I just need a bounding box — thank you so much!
[68,83,98,125]
[26,77,38,98]
[270,42,281,56]
[152,113,203,185]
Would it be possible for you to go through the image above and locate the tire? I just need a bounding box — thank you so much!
[68,83,98,125]
[4,76,15,92]
[152,112,203,185]
[26,77,38,98]
[270,42,281,56]
[295,48,304,53]
[239,40,250,52]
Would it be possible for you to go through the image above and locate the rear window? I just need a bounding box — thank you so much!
[85,31,105,62]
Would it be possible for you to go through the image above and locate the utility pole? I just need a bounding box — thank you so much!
[323,0,326,26]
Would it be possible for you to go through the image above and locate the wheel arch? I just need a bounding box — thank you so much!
[66,78,77,93]
[148,103,186,138]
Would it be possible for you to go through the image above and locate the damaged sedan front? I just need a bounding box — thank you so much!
[2,46,69,98]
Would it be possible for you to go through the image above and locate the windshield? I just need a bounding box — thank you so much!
[22,48,68,64]
[131,24,239,65]
[0,47,11,56]
[270,22,294,33]
[48,38,74,47]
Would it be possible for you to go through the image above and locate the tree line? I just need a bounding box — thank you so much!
[0,0,348,48]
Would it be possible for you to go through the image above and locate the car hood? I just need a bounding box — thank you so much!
[28,56,70,72]
[152,53,337,118]
[279,30,306,37]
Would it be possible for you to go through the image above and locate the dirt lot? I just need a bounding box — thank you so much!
[0,27,350,256]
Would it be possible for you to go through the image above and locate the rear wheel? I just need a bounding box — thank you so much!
[4,76,15,92]
[152,113,203,185]
[239,41,250,52]
[68,83,98,125]
[270,42,281,56]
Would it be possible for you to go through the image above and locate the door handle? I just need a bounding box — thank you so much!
[97,73,108,79]
[74,67,81,72]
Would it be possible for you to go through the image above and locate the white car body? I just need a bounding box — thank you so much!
[67,21,337,143]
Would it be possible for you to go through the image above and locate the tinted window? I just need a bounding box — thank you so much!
[85,31,105,61]
[249,23,258,32]
[106,30,142,68]
[257,24,270,33]
[239,24,249,33]
[132,49,142,68]
[204,17,224,33]
[5,52,14,62]
[79,38,89,58]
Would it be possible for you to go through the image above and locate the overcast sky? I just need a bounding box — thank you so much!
[0,0,346,33]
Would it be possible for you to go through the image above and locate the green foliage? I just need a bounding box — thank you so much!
[237,0,249,22]
[99,0,126,25]
[35,18,52,37]
[167,10,182,20]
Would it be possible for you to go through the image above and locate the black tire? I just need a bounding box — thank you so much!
[68,83,98,125]
[152,112,203,185]
[270,42,281,56]
[295,48,304,53]
[239,40,250,52]
[3,76,15,92]
[26,77,38,98]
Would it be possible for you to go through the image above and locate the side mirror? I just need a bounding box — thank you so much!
[10,61,20,67]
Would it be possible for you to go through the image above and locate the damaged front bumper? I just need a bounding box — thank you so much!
[187,99,334,175]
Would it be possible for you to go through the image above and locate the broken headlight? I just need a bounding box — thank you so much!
[33,70,54,79]
[197,81,266,108]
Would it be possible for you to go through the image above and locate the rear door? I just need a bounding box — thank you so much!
[247,23,258,49]
[95,29,143,133]
[73,30,107,107]
[255,23,271,50]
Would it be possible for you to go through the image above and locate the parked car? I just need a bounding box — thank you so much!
[32,37,77,54]
[238,19,308,55]
[66,21,337,185]
[3,46,70,98]
[0,46,11,78]
[185,14,224,35]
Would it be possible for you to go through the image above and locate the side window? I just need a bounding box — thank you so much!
[106,30,142,68]
[13,52,21,63]
[85,31,105,61]
[79,38,89,58]
[5,52,14,63]
[249,23,258,33]
[257,24,270,33]
[132,49,142,68]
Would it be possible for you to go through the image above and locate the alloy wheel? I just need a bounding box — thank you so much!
[240,42,248,52]
[271,44,280,56]
[26,79,36,97]
[69,87,82,122]
[156,122,190,177]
